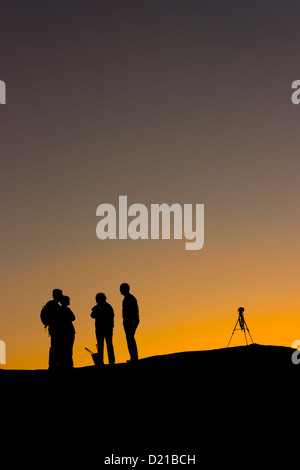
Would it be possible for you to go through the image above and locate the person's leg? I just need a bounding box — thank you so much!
[124,325,138,361]
[49,344,56,370]
[65,333,75,368]
[96,331,105,365]
[105,329,115,365]
[58,335,69,369]
[49,334,58,370]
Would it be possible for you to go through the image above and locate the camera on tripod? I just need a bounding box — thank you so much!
[238,307,245,331]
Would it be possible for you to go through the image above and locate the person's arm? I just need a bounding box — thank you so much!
[90,307,96,319]
[69,308,75,322]
[132,296,139,322]
[110,305,115,328]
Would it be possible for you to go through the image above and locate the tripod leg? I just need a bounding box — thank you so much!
[244,321,254,344]
[248,329,254,344]
[227,331,234,348]
[244,329,248,345]
[227,320,239,348]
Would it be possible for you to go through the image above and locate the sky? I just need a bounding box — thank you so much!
[1,0,299,369]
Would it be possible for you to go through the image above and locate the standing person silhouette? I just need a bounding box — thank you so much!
[91,293,115,365]
[120,283,139,362]
[58,295,76,369]
[40,288,63,370]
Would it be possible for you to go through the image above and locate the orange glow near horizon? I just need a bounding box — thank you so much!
[1,246,299,370]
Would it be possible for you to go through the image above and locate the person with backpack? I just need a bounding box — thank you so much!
[40,288,64,370]
[90,293,115,365]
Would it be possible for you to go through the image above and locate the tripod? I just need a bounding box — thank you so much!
[227,308,254,347]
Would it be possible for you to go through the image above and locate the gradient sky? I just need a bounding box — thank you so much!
[1,0,299,369]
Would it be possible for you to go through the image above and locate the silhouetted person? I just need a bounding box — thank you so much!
[91,293,115,365]
[57,295,76,369]
[40,288,63,370]
[120,283,139,362]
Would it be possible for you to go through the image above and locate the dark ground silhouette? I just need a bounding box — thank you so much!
[1,344,299,467]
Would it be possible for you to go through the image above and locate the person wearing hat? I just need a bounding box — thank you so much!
[90,293,115,365]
